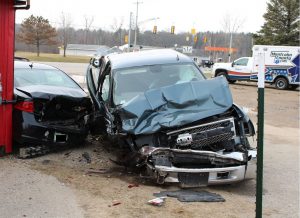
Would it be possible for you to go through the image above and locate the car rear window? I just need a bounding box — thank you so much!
[14,68,79,89]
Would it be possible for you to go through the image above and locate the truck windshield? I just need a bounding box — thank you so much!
[113,63,205,105]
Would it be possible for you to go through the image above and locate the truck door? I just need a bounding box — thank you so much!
[228,57,252,80]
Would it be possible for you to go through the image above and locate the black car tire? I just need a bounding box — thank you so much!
[275,77,288,90]
[216,71,228,78]
[216,71,236,83]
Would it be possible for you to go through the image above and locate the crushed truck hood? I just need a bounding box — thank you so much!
[117,76,233,135]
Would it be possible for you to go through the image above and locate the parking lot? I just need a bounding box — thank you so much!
[0,62,299,218]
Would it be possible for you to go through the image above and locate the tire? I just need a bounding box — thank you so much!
[216,71,236,83]
[274,77,288,90]
[216,71,228,80]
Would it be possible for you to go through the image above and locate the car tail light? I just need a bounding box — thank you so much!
[14,101,34,113]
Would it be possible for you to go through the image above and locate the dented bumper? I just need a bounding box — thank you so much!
[143,147,257,187]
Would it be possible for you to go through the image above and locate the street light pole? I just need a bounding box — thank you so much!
[134,0,142,47]
[128,12,133,52]
[228,31,233,62]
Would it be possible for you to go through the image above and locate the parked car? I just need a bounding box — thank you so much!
[13,60,92,157]
[87,49,257,187]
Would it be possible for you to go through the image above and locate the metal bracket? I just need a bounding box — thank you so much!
[14,0,30,10]
[0,99,16,105]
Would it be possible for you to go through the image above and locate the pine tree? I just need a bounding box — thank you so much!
[17,15,57,56]
[254,0,299,46]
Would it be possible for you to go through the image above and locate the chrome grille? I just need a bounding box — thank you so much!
[167,118,236,149]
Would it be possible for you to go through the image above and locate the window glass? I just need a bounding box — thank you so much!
[92,68,100,88]
[234,58,249,66]
[113,63,204,105]
[101,74,110,101]
[14,68,78,88]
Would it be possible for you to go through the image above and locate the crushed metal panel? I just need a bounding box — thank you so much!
[118,76,233,135]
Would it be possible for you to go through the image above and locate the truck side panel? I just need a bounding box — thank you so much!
[252,46,300,85]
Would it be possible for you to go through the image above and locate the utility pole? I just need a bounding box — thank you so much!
[228,32,233,62]
[134,0,142,47]
[128,12,133,52]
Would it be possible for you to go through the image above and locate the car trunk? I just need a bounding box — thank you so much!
[16,85,92,124]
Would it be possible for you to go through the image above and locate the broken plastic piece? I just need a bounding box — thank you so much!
[82,152,91,163]
[148,197,166,206]
[128,183,139,188]
[112,200,121,206]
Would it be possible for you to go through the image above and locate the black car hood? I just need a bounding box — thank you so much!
[15,85,88,99]
[117,76,233,135]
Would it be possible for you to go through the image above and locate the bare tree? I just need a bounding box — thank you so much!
[84,15,94,44]
[110,17,124,45]
[221,14,245,61]
[59,12,72,57]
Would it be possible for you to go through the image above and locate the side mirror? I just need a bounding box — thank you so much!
[93,59,100,67]
[231,62,235,67]
[91,57,103,68]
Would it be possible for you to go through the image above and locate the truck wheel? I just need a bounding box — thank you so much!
[216,71,228,79]
[216,72,236,83]
[275,77,288,90]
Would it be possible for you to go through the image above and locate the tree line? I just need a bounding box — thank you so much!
[16,0,299,61]
[15,20,254,61]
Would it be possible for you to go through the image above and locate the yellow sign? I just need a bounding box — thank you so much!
[171,26,175,34]
[191,28,196,35]
[124,35,128,43]
[153,25,157,34]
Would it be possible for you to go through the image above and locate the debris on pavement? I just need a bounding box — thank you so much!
[112,200,121,206]
[82,152,91,163]
[41,159,51,165]
[128,183,139,188]
[86,168,109,175]
[153,190,225,202]
[148,197,166,206]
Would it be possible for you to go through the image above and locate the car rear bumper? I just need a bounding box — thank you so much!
[13,111,89,146]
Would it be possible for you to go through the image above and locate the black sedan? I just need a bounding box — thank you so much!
[13,60,92,157]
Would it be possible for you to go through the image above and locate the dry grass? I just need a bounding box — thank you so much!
[15,51,91,63]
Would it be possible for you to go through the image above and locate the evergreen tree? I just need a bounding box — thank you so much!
[254,0,299,46]
[17,15,57,56]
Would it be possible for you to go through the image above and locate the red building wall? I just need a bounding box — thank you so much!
[0,0,15,154]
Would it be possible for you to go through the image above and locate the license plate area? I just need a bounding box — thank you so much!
[178,172,209,187]
[54,132,68,143]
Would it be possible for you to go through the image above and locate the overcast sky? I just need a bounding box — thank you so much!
[16,0,268,33]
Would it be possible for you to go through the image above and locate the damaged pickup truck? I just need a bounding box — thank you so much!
[87,49,256,187]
